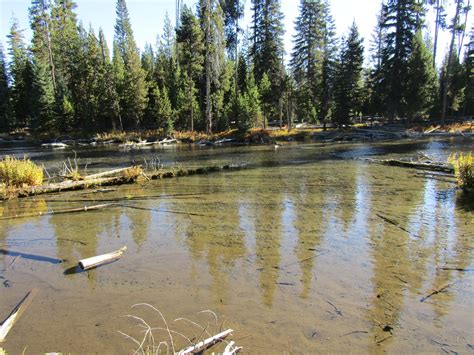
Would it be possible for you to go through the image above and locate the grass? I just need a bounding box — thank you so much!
[122,166,144,180]
[448,153,474,191]
[0,156,44,187]
[118,304,240,355]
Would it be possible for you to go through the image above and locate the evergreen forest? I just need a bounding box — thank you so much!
[0,0,473,136]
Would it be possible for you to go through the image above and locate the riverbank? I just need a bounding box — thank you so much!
[1,121,472,148]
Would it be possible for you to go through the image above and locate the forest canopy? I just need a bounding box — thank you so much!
[0,0,472,136]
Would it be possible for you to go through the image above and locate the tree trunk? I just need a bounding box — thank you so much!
[441,0,462,124]
[205,0,212,134]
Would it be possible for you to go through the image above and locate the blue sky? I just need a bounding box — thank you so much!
[0,0,470,66]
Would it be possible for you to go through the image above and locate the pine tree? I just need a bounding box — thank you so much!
[114,0,148,129]
[250,0,285,122]
[50,0,84,130]
[405,30,437,120]
[31,57,56,132]
[219,0,244,59]
[441,0,470,121]
[176,5,204,131]
[379,0,425,119]
[367,3,387,117]
[463,27,474,115]
[199,0,226,133]
[291,0,326,122]
[0,43,10,132]
[318,1,337,126]
[97,28,121,131]
[29,0,56,91]
[8,19,34,129]
[333,22,365,127]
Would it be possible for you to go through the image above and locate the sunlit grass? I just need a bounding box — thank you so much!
[122,166,144,180]
[0,156,44,187]
[448,152,474,191]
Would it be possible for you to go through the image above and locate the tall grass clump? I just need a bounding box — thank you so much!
[0,156,44,187]
[448,153,473,191]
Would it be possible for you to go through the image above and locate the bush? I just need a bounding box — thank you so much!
[0,156,44,187]
[448,153,474,190]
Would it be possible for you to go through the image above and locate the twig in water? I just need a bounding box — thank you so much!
[376,335,393,344]
[437,267,473,272]
[120,204,212,217]
[420,284,453,303]
[375,213,412,235]
[7,255,21,269]
[341,330,368,337]
[326,300,343,316]
[260,250,329,271]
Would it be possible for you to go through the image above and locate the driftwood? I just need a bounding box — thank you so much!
[0,249,65,264]
[420,284,453,303]
[0,203,116,221]
[0,289,38,342]
[83,166,135,180]
[1,164,246,201]
[178,329,235,355]
[370,159,454,174]
[78,246,127,270]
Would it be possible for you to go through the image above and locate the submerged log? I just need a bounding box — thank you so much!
[0,203,116,221]
[0,289,38,342]
[369,159,454,174]
[78,246,127,270]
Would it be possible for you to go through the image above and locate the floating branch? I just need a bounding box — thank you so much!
[0,289,38,342]
[177,329,234,355]
[78,246,127,271]
[420,284,453,303]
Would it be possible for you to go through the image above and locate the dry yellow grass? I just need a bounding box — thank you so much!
[448,153,474,190]
[0,156,44,187]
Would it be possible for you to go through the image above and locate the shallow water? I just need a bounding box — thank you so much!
[0,138,473,353]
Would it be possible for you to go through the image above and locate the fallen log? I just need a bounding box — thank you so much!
[78,246,127,270]
[369,159,454,174]
[83,166,135,180]
[178,329,234,355]
[1,164,246,201]
[0,203,116,221]
[0,289,38,342]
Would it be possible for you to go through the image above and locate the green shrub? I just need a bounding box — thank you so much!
[0,156,44,187]
[448,153,474,190]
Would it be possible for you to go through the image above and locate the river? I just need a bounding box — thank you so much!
[0,137,473,353]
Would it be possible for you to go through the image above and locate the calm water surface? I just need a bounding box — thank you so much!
[0,138,473,353]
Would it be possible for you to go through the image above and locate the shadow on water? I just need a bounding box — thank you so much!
[457,191,474,212]
[0,249,65,264]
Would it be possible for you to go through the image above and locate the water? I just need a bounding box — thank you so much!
[0,138,473,353]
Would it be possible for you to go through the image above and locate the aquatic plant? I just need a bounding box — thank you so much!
[0,156,44,187]
[448,152,474,191]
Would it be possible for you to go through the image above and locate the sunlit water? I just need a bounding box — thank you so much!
[0,138,473,353]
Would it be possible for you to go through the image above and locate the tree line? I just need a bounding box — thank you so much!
[0,0,472,136]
